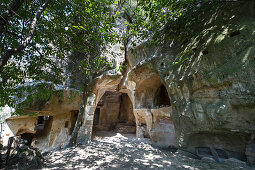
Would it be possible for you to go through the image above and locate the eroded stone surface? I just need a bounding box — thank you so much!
[125,0,255,163]
[3,1,255,166]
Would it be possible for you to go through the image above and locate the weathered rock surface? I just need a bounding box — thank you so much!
[126,0,255,164]
[3,0,255,167]
[246,137,255,165]
[2,90,82,151]
[134,107,177,148]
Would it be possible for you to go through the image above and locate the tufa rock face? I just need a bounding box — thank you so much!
[126,0,255,163]
[3,0,255,165]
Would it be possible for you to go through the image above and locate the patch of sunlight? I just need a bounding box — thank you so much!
[74,165,85,169]
[230,15,235,20]
[0,105,14,122]
[143,162,150,166]
[77,148,88,157]
[162,160,172,165]
[134,159,149,163]
[215,27,229,44]
[143,153,162,160]
[115,133,128,139]
[206,34,214,46]
[51,154,62,160]
[54,159,65,164]
[104,155,115,162]
[95,160,106,165]
[179,132,185,145]
[242,47,253,63]
[124,143,133,147]
[153,163,164,168]
[208,12,217,25]
[111,164,120,168]
[183,165,200,170]
[73,155,83,161]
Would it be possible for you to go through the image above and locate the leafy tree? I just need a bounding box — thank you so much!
[0,0,118,146]
[0,0,117,108]
[116,0,206,45]
[1,0,65,109]
[64,0,117,147]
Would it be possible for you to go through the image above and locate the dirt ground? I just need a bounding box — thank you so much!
[43,131,254,170]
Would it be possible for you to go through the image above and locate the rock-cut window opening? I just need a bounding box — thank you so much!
[69,110,78,135]
[20,116,53,146]
[20,133,34,145]
[35,116,53,138]
[93,108,100,125]
[92,91,136,137]
[134,72,171,109]
[155,84,171,107]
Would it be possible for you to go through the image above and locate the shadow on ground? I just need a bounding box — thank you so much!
[43,132,254,170]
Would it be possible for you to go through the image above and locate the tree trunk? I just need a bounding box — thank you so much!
[5,137,14,164]
[65,90,88,147]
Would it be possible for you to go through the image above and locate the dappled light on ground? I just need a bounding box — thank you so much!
[43,131,253,170]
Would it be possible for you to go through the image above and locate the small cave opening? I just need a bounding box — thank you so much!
[69,110,78,135]
[93,108,100,125]
[154,85,171,107]
[135,72,171,109]
[118,93,136,126]
[35,116,53,139]
[92,91,136,138]
[65,121,69,128]
[229,30,241,37]
[20,133,35,146]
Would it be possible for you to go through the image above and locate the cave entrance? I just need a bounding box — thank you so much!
[20,116,53,146]
[35,116,53,139]
[133,71,177,147]
[134,71,171,109]
[69,110,78,135]
[155,84,171,107]
[20,133,34,145]
[92,91,136,138]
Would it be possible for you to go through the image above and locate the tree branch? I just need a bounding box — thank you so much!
[6,30,23,39]
[0,0,25,34]
[0,0,51,72]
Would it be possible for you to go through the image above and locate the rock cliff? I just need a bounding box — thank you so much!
[126,1,255,164]
[3,0,255,165]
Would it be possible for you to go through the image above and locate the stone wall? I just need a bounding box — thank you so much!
[134,107,177,147]
[2,91,81,151]
[3,111,79,152]
[119,93,135,125]
[93,91,122,131]
[126,0,255,164]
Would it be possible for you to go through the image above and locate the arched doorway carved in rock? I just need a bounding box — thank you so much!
[132,70,177,147]
[91,91,136,138]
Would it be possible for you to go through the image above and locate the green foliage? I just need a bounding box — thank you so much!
[172,49,193,65]
[0,0,117,115]
[117,64,127,72]
[0,0,216,115]
[60,0,118,91]
[116,0,200,42]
